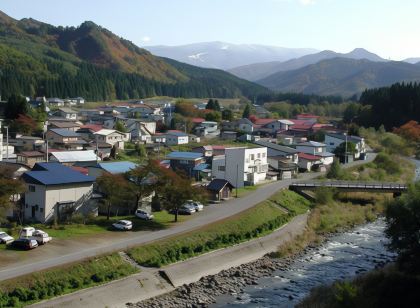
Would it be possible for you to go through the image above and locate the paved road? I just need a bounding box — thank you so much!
[0,154,376,281]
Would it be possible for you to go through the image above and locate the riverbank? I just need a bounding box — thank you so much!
[130,193,387,307]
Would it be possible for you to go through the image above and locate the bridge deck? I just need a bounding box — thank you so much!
[290,181,408,192]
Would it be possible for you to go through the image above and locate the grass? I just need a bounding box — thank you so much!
[3,211,191,240]
[127,190,310,267]
[272,191,388,258]
[0,253,138,308]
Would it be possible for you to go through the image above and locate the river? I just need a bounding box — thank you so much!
[211,158,420,308]
[211,219,395,308]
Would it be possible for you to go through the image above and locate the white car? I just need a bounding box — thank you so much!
[186,200,204,211]
[32,230,52,244]
[112,220,133,231]
[135,209,154,220]
[19,227,35,238]
[0,231,14,244]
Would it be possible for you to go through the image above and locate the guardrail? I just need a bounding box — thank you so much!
[290,181,408,191]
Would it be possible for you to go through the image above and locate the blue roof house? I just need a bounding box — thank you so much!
[22,163,95,223]
[88,161,138,179]
[166,151,206,179]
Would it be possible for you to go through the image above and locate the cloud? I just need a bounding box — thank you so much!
[141,36,151,43]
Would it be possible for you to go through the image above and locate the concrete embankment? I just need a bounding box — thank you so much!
[30,213,309,308]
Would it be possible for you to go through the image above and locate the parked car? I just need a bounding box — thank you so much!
[11,238,38,250]
[177,204,196,215]
[186,200,204,211]
[0,231,14,244]
[19,227,35,238]
[112,220,133,231]
[32,230,52,244]
[135,209,154,220]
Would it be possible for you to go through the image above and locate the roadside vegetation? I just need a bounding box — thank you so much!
[0,253,138,308]
[297,182,420,308]
[127,190,310,267]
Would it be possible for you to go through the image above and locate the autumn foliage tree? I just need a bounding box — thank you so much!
[0,166,25,223]
[394,120,420,142]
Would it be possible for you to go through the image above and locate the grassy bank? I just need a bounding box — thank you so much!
[0,254,138,308]
[127,190,310,267]
[297,265,420,308]
[272,191,388,258]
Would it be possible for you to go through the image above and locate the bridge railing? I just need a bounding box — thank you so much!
[290,181,408,191]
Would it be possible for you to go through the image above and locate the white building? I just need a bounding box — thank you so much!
[165,131,189,145]
[22,163,94,223]
[295,141,334,166]
[0,120,3,161]
[94,129,129,149]
[212,147,268,188]
[324,133,367,159]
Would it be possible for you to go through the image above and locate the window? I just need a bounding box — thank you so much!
[40,208,44,213]
[330,142,334,146]
[262,153,266,158]
[218,166,225,171]
[250,154,255,160]
[257,153,261,158]
[29,185,36,192]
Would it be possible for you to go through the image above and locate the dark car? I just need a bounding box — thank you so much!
[10,238,38,250]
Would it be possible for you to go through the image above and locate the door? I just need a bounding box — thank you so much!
[31,206,36,218]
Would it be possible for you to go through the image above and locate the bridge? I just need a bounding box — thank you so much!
[290,180,408,195]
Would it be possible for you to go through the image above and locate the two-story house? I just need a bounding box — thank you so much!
[165,131,189,145]
[53,107,78,120]
[94,129,129,149]
[22,163,94,223]
[166,151,206,179]
[295,141,334,166]
[324,133,367,160]
[212,147,268,188]
[46,128,87,150]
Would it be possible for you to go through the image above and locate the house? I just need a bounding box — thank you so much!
[94,129,129,149]
[166,151,205,178]
[324,133,367,159]
[288,119,316,136]
[192,145,226,158]
[9,135,44,151]
[88,161,137,178]
[267,156,298,180]
[49,121,81,132]
[254,140,299,164]
[49,150,100,167]
[22,163,95,223]
[54,107,78,120]
[165,131,189,145]
[194,121,218,136]
[296,113,319,124]
[237,118,254,133]
[220,131,237,140]
[125,119,156,143]
[297,153,323,172]
[188,134,201,143]
[211,147,268,188]
[16,151,46,167]
[295,141,334,166]
[77,124,103,140]
[46,129,87,150]
[47,98,65,107]
[69,97,85,105]
[152,133,166,144]
[254,119,294,136]
[206,179,234,201]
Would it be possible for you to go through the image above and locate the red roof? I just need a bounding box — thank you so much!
[80,124,103,132]
[192,117,205,124]
[298,152,321,161]
[18,151,44,157]
[297,113,320,119]
[289,119,314,131]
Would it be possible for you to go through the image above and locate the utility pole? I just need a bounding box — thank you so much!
[5,125,8,161]
[235,164,239,198]
[95,134,99,163]
[344,132,348,164]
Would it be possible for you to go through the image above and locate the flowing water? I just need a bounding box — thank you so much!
[212,158,420,308]
[212,219,395,308]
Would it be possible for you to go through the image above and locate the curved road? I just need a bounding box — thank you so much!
[0,154,375,281]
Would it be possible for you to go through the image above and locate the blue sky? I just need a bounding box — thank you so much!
[1,0,418,60]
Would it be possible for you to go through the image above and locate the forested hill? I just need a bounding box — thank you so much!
[357,82,420,129]
[0,11,268,101]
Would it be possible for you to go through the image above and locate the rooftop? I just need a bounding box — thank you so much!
[298,152,321,161]
[17,151,44,158]
[166,151,203,160]
[94,129,125,136]
[254,140,299,154]
[207,179,233,191]
[49,128,81,137]
[326,133,364,143]
[50,150,99,162]
[58,107,77,113]
[296,141,326,147]
[96,161,137,174]
[22,162,94,186]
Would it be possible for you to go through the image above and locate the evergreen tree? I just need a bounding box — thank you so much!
[242,103,251,119]
[222,109,234,121]
[5,95,29,119]
[206,99,215,110]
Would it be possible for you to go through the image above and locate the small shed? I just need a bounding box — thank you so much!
[207,179,234,201]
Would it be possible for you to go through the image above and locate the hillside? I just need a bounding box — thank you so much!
[257,58,420,97]
[146,42,318,70]
[229,48,385,81]
[0,11,268,101]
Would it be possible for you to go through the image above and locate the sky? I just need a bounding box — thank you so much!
[1,0,419,60]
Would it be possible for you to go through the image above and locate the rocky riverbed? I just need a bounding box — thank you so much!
[129,219,394,308]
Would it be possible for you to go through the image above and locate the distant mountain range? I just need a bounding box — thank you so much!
[0,11,267,101]
[145,42,318,70]
[257,58,420,97]
[229,48,386,81]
